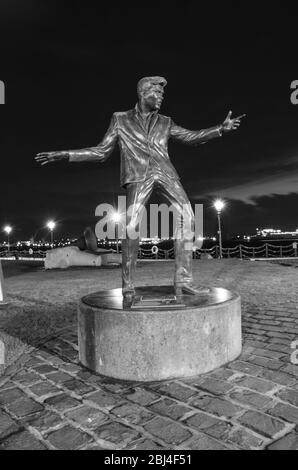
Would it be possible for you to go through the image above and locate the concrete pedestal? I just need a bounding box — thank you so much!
[78,286,241,382]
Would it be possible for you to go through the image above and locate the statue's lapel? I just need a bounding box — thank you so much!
[148,113,159,136]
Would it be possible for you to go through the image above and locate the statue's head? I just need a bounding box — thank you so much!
[137,76,167,111]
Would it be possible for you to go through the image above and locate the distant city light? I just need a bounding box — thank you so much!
[214,199,225,213]
[255,228,298,238]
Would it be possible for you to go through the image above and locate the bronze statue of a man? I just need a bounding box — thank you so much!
[36,76,245,299]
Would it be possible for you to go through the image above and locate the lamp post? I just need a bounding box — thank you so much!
[214,200,225,259]
[111,212,122,254]
[4,226,12,252]
[47,221,56,248]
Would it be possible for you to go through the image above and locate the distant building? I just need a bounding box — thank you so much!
[253,228,298,239]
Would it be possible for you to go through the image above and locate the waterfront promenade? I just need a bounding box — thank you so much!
[0,259,298,450]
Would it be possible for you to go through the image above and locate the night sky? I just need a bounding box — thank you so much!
[1,1,298,242]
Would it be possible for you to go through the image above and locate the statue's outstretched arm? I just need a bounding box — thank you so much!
[35,114,118,166]
[170,111,245,145]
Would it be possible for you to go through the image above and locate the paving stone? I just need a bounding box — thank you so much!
[184,411,221,431]
[229,389,272,410]
[33,364,58,375]
[233,376,277,393]
[148,398,191,420]
[267,432,298,450]
[252,348,286,360]
[144,417,192,445]
[190,396,243,418]
[192,377,234,396]
[269,338,294,347]
[238,411,286,438]
[43,356,66,366]
[102,382,132,394]
[276,388,298,407]
[35,350,57,361]
[182,434,230,450]
[94,422,140,447]
[152,382,197,401]
[258,369,296,386]
[0,387,26,405]
[76,370,94,381]
[246,340,269,349]
[266,344,292,354]
[83,444,110,450]
[46,425,93,450]
[25,357,46,367]
[268,403,298,424]
[0,410,22,439]
[44,393,81,412]
[24,410,63,432]
[62,379,95,396]
[0,380,15,391]
[112,403,154,425]
[5,396,44,418]
[60,363,82,373]
[266,332,295,341]
[0,431,47,450]
[47,371,74,384]
[255,357,285,371]
[13,371,42,386]
[205,421,233,440]
[227,361,264,376]
[128,439,167,450]
[126,388,159,406]
[208,368,236,381]
[227,429,264,450]
[29,381,61,398]
[84,389,123,409]
[282,365,298,377]
[61,350,78,361]
[65,405,110,429]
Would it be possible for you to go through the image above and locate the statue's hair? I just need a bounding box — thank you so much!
[137,76,167,98]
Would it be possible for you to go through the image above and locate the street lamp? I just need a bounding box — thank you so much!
[47,221,56,247]
[214,200,225,259]
[111,212,122,254]
[3,226,12,251]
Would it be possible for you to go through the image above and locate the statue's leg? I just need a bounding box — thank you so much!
[122,177,154,296]
[158,177,208,295]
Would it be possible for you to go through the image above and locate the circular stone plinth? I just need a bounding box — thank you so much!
[78,286,241,382]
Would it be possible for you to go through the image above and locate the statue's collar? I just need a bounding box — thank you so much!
[134,103,158,118]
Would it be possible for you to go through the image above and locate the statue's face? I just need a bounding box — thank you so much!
[142,85,164,111]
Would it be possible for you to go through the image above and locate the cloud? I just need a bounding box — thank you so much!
[206,172,298,205]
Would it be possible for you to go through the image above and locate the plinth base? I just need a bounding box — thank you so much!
[78,286,241,382]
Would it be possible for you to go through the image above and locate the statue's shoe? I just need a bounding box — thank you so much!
[122,287,135,298]
[175,283,210,296]
[122,289,135,308]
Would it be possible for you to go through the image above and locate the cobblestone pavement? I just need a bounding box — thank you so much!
[1,260,298,450]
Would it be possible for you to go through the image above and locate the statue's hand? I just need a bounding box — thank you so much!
[222,110,246,133]
[35,151,69,165]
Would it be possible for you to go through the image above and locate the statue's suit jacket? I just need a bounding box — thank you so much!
[69,104,222,187]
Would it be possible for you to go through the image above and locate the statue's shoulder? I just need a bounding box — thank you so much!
[113,109,134,119]
[158,113,172,124]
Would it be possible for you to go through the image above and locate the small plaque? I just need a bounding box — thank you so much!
[131,295,185,309]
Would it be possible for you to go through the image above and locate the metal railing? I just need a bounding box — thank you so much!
[1,243,297,261]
